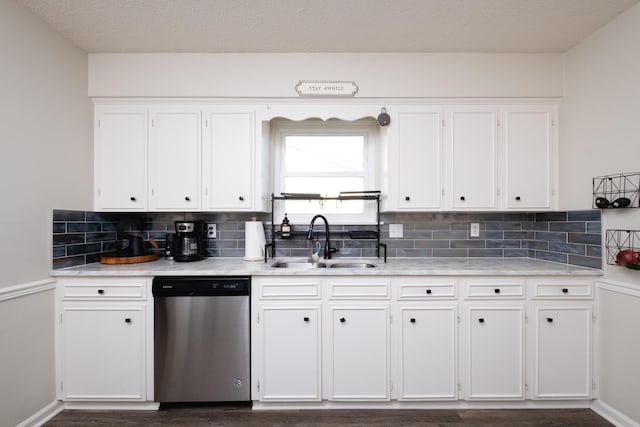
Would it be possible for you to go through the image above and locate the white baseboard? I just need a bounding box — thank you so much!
[591,399,640,427]
[253,399,591,411]
[62,401,160,410]
[17,400,64,427]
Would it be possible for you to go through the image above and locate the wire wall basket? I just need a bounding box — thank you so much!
[605,229,640,268]
[592,172,640,209]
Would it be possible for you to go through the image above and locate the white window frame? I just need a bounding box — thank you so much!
[272,118,379,225]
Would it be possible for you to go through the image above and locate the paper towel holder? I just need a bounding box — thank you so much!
[244,219,267,261]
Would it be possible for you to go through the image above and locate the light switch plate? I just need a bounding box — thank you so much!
[207,223,217,239]
[470,223,480,238]
[389,223,403,238]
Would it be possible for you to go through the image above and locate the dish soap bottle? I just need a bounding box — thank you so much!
[280,213,291,239]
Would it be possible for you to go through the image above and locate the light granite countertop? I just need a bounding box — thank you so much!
[50,257,603,277]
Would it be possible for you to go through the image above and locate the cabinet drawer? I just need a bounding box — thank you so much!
[61,279,149,300]
[257,280,321,299]
[464,281,525,299]
[396,281,457,300]
[532,281,593,299]
[328,279,390,299]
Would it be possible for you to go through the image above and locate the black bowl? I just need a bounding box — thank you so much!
[594,197,610,208]
[611,197,631,208]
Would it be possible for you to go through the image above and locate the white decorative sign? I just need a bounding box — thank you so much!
[295,80,359,97]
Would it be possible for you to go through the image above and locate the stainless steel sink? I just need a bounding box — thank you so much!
[270,260,377,269]
[270,261,327,269]
[327,262,377,269]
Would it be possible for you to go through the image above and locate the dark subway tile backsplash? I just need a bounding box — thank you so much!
[534,212,568,222]
[51,209,602,270]
[52,209,86,222]
[568,210,601,221]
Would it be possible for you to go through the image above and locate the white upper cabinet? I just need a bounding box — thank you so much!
[148,106,201,211]
[94,101,268,212]
[447,106,499,210]
[94,106,148,211]
[387,107,443,210]
[202,107,265,211]
[383,102,557,212]
[501,106,556,210]
[93,100,556,212]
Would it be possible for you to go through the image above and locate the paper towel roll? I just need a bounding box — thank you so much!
[244,220,266,261]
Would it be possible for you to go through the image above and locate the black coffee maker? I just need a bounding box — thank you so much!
[173,221,205,262]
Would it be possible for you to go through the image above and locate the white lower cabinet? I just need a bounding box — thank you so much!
[56,277,153,403]
[463,305,526,400]
[252,275,593,406]
[55,274,595,407]
[326,305,390,400]
[532,303,593,399]
[258,305,321,401]
[60,305,146,400]
[396,305,457,400]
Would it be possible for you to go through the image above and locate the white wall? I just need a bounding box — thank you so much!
[0,2,92,287]
[0,0,91,425]
[88,52,563,98]
[562,2,640,280]
[596,285,640,424]
[562,2,640,424]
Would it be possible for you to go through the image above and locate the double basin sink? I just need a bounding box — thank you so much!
[271,260,377,269]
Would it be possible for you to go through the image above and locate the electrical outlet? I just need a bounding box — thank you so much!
[470,223,480,238]
[389,223,403,238]
[207,223,217,239]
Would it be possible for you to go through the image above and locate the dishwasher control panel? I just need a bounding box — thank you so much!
[152,276,250,297]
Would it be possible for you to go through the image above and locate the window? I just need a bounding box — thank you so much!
[272,118,378,224]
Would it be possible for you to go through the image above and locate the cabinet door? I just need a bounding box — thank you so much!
[533,305,592,399]
[94,107,148,211]
[202,109,255,210]
[397,305,457,400]
[60,306,145,401]
[327,306,390,400]
[464,305,525,400]
[448,107,498,209]
[259,305,321,401]
[394,110,443,210]
[148,107,201,210]
[503,106,555,210]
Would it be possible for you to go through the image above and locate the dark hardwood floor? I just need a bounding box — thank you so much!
[45,405,614,426]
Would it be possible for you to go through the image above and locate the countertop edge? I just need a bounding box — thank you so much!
[49,258,604,277]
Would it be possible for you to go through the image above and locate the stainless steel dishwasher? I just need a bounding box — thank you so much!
[153,276,250,403]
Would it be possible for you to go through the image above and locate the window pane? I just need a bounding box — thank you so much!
[284,177,365,214]
[285,136,364,173]
[285,199,364,215]
[285,176,365,197]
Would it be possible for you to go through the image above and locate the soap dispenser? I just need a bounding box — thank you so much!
[280,213,291,239]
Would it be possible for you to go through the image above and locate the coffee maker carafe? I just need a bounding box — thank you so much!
[173,221,205,262]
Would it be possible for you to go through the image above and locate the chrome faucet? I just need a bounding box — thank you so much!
[307,214,336,259]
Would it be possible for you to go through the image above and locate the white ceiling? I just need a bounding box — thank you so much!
[16,0,639,54]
